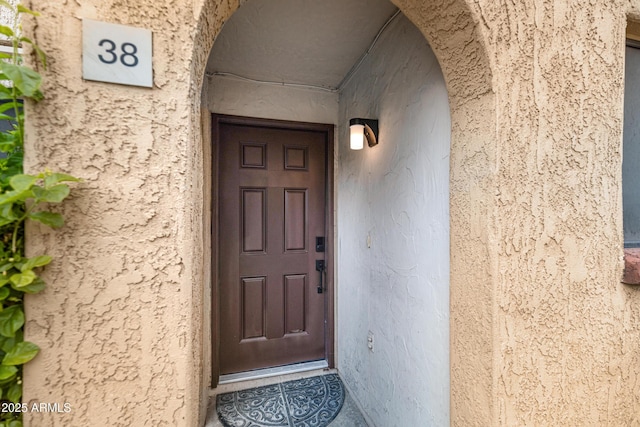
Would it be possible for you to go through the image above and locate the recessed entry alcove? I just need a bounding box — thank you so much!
[201,0,452,425]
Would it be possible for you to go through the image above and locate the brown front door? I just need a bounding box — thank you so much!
[216,116,330,375]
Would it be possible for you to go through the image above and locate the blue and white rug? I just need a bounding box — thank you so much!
[216,374,345,427]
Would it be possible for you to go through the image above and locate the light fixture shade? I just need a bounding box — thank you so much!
[349,118,378,150]
[350,124,365,150]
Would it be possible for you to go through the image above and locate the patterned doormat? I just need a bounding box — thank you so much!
[216,373,345,427]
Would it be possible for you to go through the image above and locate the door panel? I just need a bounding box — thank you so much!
[241,277,265,339]
[241,189,266,253]
[218,121,327,375]
[284,274,306,334]
[284,189,307,251]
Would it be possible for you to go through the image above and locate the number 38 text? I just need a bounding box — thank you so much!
[98,39,139,67]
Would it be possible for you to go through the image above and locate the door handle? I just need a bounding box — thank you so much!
[316,260,325,294]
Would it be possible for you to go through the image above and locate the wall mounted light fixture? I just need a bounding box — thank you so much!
[349,118,378,150]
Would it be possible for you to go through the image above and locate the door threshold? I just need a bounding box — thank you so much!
[218,360,329,385]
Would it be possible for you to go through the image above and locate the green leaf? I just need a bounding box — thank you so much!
[17,4,39,16]
[0,331,19,353]
[0,203,18,222]
[9,174,37,191]
[9,420,23,427]
[9,270,35,288]
[0,25,13,38]
[0,218,13,228]
[0,305,23,338]
[28,211,63,228]
[0,365,16,380]
[0,145,17,156]
[34,44,47,69]
[0,189,32,205]
[2,149,23,173]
[0,63,42,97]
[0,376,16,388]
[0,101,19,115]
[19,37,46,69]
[0,131,17,153]
[0,288,10,300]
[18,278,45,294]
[19,255,51,272]
[19,36,34,45]
[2,341,39,365]
[44,173,80,187]
[32,89,44,102]
[32,184,69,203]
[0,263,13,274]
[0,131,17,144]
[5,381,20,403]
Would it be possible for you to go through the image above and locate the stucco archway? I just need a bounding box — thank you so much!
[15,0,640,425]
[190,0,497,425]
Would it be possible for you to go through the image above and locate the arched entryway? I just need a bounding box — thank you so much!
[190,0,496,425]
[18,0,640,425]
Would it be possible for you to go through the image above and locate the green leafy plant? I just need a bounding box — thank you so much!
[0,3,78,425]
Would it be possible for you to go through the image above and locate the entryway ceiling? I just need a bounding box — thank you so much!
[206,0,399,90]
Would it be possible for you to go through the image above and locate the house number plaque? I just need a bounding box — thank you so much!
[82,19,153,88]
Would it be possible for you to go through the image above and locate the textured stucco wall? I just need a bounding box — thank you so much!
[487,1,639,424]
[21,0,228,425]
[14,0,640,425]
[337,14,451,426]
[399,0,640,423]
[392,0,497,424]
